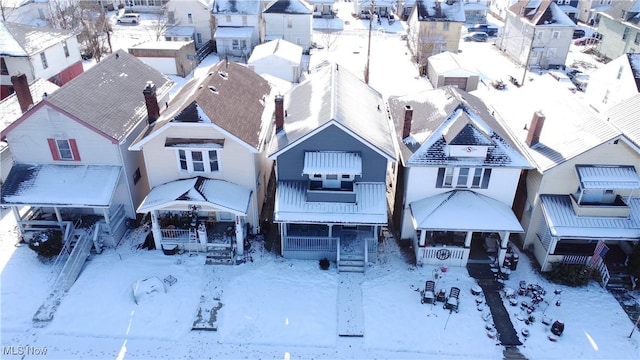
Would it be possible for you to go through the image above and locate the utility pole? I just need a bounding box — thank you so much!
[521,28,535,86]
[364,0,375,84]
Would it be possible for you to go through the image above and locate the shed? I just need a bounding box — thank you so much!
[248,39,303,83]
[426,51,479,91]
[128,40,197,77]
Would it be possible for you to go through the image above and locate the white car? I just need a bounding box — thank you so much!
[117,13,140,24]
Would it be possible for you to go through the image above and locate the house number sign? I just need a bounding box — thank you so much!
[436,248,451,260]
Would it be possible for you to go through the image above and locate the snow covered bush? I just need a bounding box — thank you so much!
[319,258,330,270]
[28,229,63,259]
[544,262,598,287]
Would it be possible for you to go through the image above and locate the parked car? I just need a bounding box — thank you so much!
[572,29,585,39]
[467,24,499,36]
[549,71,571,83]
[464,32,489,42]
[117,13,140,24]
[574,37,599,46]
[567,69,582,80]
[571,74,590,91]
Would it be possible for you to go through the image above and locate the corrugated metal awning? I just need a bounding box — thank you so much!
[576,165,640,190]
[303,151,362,175]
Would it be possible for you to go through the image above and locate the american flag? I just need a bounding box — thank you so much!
[589,240,609,267]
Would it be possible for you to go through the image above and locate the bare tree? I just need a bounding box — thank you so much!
[0,0,17,22]
[77,5,113,62]
[148,7,170,41]
[406,21,446,71]
[47,0,84,30]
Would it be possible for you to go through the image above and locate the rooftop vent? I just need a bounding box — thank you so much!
[219,71,228,79]
[209,86,218,94]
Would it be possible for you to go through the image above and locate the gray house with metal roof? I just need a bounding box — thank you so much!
[268,63,397,272]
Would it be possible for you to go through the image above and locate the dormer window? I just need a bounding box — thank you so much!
[437,167,491,189]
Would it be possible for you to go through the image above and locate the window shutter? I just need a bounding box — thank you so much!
[481,169,492,189]
[47,138,60,160]
[436,168,445,188]
[69,139,81,161]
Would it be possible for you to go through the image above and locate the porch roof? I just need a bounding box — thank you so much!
[138,177,252,215]
[274,181,387,224]
[409,190,523,232]
[540,195,640,238]
[0,164,121,207]
[302,151,362,175]
[214,27,254,39]
[576,165,640,190]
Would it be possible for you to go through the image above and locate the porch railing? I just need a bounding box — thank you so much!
[366,237,377,263]
[418,246,469,267]
[282,236,338,261]
[160,228,192,243]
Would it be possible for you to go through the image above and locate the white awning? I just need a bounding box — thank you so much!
[0,164,121,207]
[303,151,362,175]
[576,165,640,190]
[409,190,524,232]
[214,27,254,39]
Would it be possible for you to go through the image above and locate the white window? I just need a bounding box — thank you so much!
[287,17,292,28]
[168,11,175,24]
[177,149,220,173]
[232,39,247,50]
[226,15,232,23]
[63,41,69,57]
[456,168,469,187]
[40,52,48,69]
[242,15,248,26]
[552,31,560,39]
[197,33,202,44]
[443,168,454,187]
[617,65,624,79]
[56,140,73,160]
[437,167,491,189]
[188,13,193,24]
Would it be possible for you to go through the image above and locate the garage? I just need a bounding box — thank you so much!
[427,51,480,92]
[443,77,468,90]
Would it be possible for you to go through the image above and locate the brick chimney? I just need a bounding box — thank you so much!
[143,81,160,124]
[402,105,413,139]
[275,95,284,132]
[525,111,545,147]
[11,72,33,113]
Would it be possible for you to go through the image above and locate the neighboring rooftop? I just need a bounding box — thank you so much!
[212,0,262,14]
[264,0,312,14]
[508,0,575,26]
[0,22,78,57]
[414,0,465,22]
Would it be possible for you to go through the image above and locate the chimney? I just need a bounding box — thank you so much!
[11,72,33,113]
[402,105,413,139]
[275,95,284,132]
[143,81,160,124]
[525,111,545,147]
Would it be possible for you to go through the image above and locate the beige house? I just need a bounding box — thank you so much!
[407,0,466,66]
[426,51,479,91]
[130,60,277,263]
[492,76,640,289]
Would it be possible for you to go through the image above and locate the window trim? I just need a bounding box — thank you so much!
[176,148,221,173]
[47,138,81,161]
[436,167,491,189]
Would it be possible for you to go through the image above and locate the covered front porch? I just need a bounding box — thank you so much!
[409,190,524,267]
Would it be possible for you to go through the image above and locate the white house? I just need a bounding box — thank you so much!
[212,0,262,59]
[248,38,303,82]
[488,0,517,21]
[0,0,50,26]
[129,60,277,263]
[165,0,214,49]
[584,53,640,113]
[499,0,575,70]
[263,0,313,51]
[0,50,173,248]
[0,22,83,100]
[308,0,336,18]
[388,86,532,268]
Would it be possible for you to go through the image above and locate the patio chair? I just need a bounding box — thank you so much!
[421,280,436,304]
[443,286,460,312]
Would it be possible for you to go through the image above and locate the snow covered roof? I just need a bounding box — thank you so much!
[576,165,640,190]
[213,0,261,14]
[303,151,362,175]
[264,0,312,14]
[274,181,387,224]
[627,53,640,91]
[599,0,640,25]
[137,177,252,215]
[0,78,58,131]
[427,51,479,77]
[387,86,531,168]
[508,0,575,26]
[540,195,640,238]
[269,63,396,161]
[0,164,121,207]
[415,0,466,22]
[409,190,524,232]
[248,39,303,66]
[606,93,640,148]
[491,76,620,173]
[163,26,196,37]
[130,40,193,50]
[463,3,488,11]
[0,22,78,57]
[130,60,271,151]
[214,26,254,39]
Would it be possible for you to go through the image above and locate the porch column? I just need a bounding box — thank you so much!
[280,223,285,256]
[11,206,24,234]
[328,224,333,237]
[150,210,162,250]
[102,208,111,226]
[464,231,473,248]
[497,232,511,267]
[419,229,426,247]
[54,207,64,230]
[235,215,244,256]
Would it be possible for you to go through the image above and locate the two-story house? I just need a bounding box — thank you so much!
[262,0,313,51]
[212,0,262,59]
[463,0,490,25]
[489,0,517,21]
[165,0,215,49]
[0,0,50,26]
[499,0,575,70]
[492,76,640,287]
[388,86,531,268]
[397,0,417,21]
[355,0,396,19]
[584,53,640,113]
[309,0,337,18]
[552,0,579,23]
[0,50,173,249]
[576,0,613,24]
[595,0,640,61]
[130,60,276,263]
[123,0,169,13]
[407,0,466,66]
[268,63,397,272]
[0,22,83,100]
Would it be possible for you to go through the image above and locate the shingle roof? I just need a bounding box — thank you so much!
[1,22,78,57]
[41,50,173,143]
[264,0,312,14]
[388,86,530,168]
[213,0,261,14]
[132,60,272,150]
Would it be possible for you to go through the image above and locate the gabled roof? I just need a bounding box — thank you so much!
[213,0,262,14]
[0,78,59,131]
[508,0,574,26]
[248,39,303,65]
[427,51,479,77]
[415,0,465,22]
[264,0,312,14]
[387,86,530,168]
[599,0,640,25]
[0,22,78,57]
[130,60,272,151]
[10,50,174,144]
[606,93,640,148]
[268,63,396,161]
[629,53,640,91]
[491,76,621,173]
